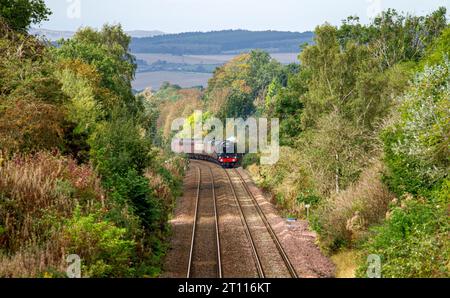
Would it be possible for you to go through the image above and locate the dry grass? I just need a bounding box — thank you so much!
[245,150,394,253]
[145,154,187,210]
[0,151,105,277]
[145,169,172,204]
[157,89,203,138]
[315,160,395,251]
[331,250,360,278]
[250,147,317,217]
[0,234,67,278]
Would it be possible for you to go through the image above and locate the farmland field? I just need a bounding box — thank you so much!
[133,71,212,90]
[132,52,299,90]
[133,52,299,65]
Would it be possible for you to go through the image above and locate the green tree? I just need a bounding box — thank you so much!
[382,60,449,196]
[337,7,448,69]
[0,18,68,153]
[420,26,450,68]
[263,68,308,145]
[207,50,283,119]
[0,0,51,31]
[56,25,140,116]
[298,112,370,195]
[88,109,163,230]
[300,24,410,130]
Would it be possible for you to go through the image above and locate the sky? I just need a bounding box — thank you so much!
[41,0,449,33]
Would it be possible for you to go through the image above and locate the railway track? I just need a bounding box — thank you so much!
[187,160,298,278]
[223,167,298,278]
[232,168,298,278]
[187,164,222,278]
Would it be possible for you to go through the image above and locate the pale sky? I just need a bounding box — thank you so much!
[41,0,449,33]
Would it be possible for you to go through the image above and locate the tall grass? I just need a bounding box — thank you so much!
[312,161,395,252]
[247,147,319,217]
[0,151,105,277]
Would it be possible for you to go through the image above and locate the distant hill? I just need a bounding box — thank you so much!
[126,30,165,38]
[130,30,314,55]
[29,28,164,41]
[29,28,75,41]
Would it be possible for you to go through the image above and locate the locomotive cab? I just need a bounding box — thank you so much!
[217,153,239,168]
[216,140,239,168]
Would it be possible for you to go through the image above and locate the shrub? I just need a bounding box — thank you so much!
[0,151,107,277]
[251,147,319,217]
[356,181,449,278]
[109,169,164,231]
[62,208,136,278]
[89,111,152,180]
[0,20,186,278]
[241,153,260,169]
[0,152,104,252]
[88,111,164,228]
[0,100,67,153]
[356,60,450,277]
[382,60,449,197]
[297,112,371,196]
[0,151,168,278]
[312,161,394,252]
[0,22,68,154]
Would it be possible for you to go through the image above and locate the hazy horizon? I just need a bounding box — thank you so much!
[41,0,449,34]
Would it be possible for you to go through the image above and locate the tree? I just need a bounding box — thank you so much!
[382,60,450,196]
[0,18,68,153]
[217,90,255,120]
[56,25,139,116]
[300,24,410,130]
[287,21,411,196]
[206,50,283,119]
[298,112,370,195]
[263,68,308,145]
[420,27,450,68]
[337,7,448,69]
[0,0,51,31]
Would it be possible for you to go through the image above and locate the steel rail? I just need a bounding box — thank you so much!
[187,161,223,278]
[209,167,223,278]
[187,166,201,278]
[233,169,299,278]
[223,168,265,278]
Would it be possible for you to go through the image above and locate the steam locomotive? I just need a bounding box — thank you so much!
[172,138,240,168]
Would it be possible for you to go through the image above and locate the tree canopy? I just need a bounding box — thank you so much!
[0,0,51,31]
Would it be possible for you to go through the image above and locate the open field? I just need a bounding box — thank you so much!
[133,52,299,65]
[132,52,299,90]
[133,71,212,90]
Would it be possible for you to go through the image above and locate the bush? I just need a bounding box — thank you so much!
[312,161,394,252]
[0,151,172,278]
[62,208,136,277]
[0,152,105,252]
[0,20,186,278]
[0,152,106,277]
[87,111,170,230]
[109,169,164,231]
[297,112,371,196]
[0,26,68,154]
[249,147,319,217]
[382,61,449,197]
[355,61,450,277]
[241,153,260,168]
[357,181,449,278]
[89,111,152,180]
